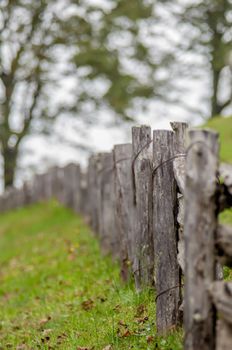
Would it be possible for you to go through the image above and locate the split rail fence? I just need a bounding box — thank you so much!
[0,122,232,350]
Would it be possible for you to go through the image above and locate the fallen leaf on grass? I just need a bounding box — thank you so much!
[102,345,113,350]
[56,333,67,345]
[120,329,132,338]
[42,329,52,336]
[146,335,155,343]
[76,347,94,350]
[118,320,127,327]
[16,345,27,350]
[112,304,121,312]
[39,316,51,326]
[135,316,149,324]
[81,299,94,311]
[135,304,147,317]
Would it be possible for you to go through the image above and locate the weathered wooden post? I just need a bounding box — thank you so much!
[49,166,65,204]
[22,181,33,206]
[171,122,188,275]
[184,129,219,350]
[98,152,116,254]
[132,125,154,290]
[153,129,181,333]
[87,154,101,233]
[114,143,134,281]
[62,163,81,212]
[79,170,88,216]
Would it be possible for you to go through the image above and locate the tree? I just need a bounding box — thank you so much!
[0,0,159,189]
[158,0,232,118]
[59,0,157,120]
[0,0,64,188]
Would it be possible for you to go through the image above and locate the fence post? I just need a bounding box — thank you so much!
[114,143,134,281]
[80,170,88,216]
[171,122,188,277]
[87,154,101,234]
[132,125,154,290]
[153,129,181,333]
[184,129,219,350]
[98,152,116,254]
[62,163,81,211]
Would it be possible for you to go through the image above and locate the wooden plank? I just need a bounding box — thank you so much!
[98,152,115,254]
[114,143,134,281]
[132,125,154,290]
[171,122,188,278]
[209,281,232,325]
[184,129,219,350]
[173,158,185,195]
[216,319,232,350]
[49,166,65,204]
[87,154,101,234]
[79,170,88,216]
[216,224,232,267]
[209,281,232,350]
[87,155,97,231]
[63,163,81,212]
[170,121,188,154]
[153,129,181,333]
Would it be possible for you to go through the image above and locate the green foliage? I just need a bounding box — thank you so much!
[0,202,183,349]
[68,0,156,119]
[204,116,232,163]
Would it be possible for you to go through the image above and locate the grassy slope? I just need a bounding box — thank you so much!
[0,202,182,350]
[204,116,232,163]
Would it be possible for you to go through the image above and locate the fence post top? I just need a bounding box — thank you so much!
[170,121,189,129]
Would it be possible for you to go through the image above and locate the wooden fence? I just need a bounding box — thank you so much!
[0,123,231,349]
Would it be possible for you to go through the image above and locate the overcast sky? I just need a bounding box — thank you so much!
[2,0,231,190]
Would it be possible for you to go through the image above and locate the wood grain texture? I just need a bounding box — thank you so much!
[132,125,154,290]
[153,129,181,333]
[184,129,219,350]
[63,163,81,212]
[114,143,134,281]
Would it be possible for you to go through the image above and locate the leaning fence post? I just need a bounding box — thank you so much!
[132,125,154,290]
[153,129,181,333]
[184,129,219,350]
[114,143,134,281]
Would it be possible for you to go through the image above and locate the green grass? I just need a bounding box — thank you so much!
[204,116,232,163]
[0,201,182,350]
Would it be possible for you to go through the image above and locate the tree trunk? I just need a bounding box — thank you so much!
[211,67,221,117]
[3,146,18,189]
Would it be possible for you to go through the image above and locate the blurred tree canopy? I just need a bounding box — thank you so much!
[0,0,157,188]
[158,0,232,117]
[0,0,63,187]
[0,0,231,188]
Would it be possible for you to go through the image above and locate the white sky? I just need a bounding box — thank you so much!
[1,0,231,190]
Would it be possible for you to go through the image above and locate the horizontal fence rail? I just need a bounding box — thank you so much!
[0,122,231,349]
